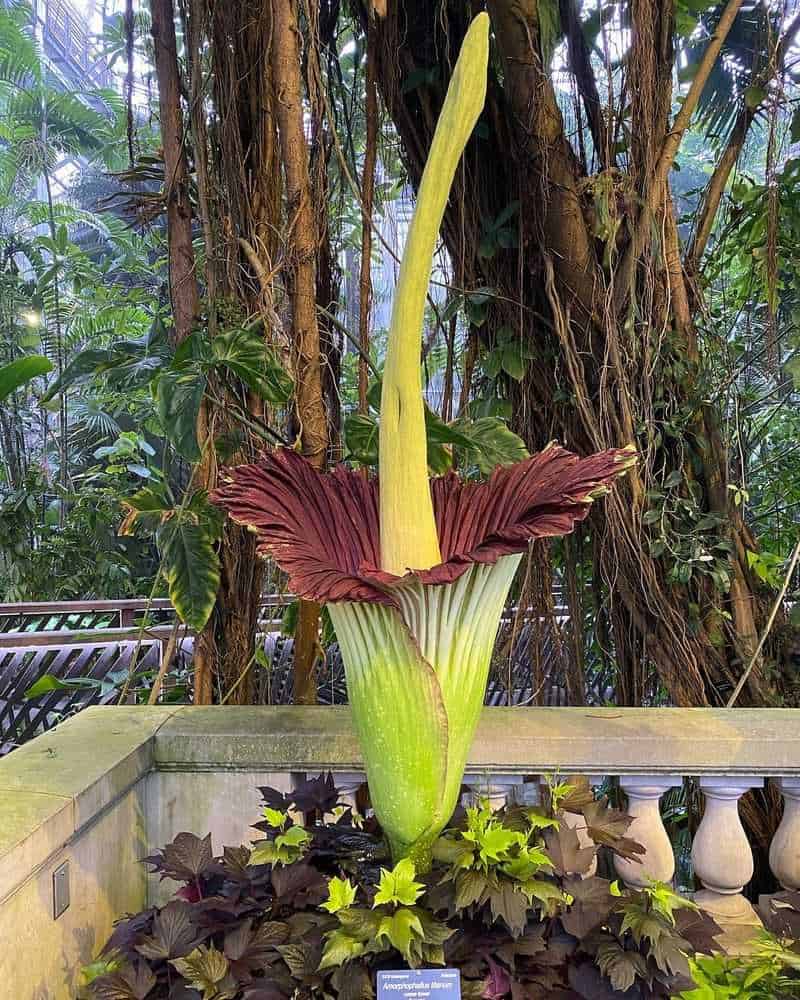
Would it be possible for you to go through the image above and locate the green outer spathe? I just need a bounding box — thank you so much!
[328,553,521,866]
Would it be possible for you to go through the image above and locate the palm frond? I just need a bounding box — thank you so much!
[0,3,41,91]
[69,396,122,439]
[6,90,115,158]
[681,0,776,143]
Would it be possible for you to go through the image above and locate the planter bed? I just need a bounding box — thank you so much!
[2,705,800,997]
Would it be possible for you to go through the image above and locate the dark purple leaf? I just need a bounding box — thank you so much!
[560,878,615,940]
[330,962,375,1000]
[224,917,289,969]
[486,879,530,938]
[242,987,292,1000]
[758,890,800,939]
[271,862,327,909]
[222,845,253,877]
[483,956,512,998]
[258,785,294,812]
[144,833,216,882]
[102,910,156,959]
[89,962,157,1000]
[673,906,722,955]
[290,773,340,814]
[544,826,596,877]
[568,961,640,1000]
[581,801,645,861]
[169,987,201,1000]
[135,900,198,960]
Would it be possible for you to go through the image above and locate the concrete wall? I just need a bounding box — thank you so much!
[145,769,294,906]
[0,784,147,999]
[2,705,800,997]
[0,708,178,998]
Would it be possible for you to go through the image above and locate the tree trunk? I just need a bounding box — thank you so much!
[149,0,200,344]
[362,0,776,711]
[271,0,330,703]
[149,0,218,703]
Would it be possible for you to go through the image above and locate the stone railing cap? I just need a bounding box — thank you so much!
[153,705,800,776]
[2,704,800,902]
[0,706,179,898]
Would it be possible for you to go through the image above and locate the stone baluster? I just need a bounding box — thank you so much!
[614,775,682,888]
[769,777,800,890]
[692,777,763,946]
[332,770,367,817]
[509,778,542,808]
[463,772,525,811]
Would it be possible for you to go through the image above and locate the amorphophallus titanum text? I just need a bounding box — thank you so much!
[212,13,635,869]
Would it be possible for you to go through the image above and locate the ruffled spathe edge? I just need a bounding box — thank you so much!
[210,444,635,607]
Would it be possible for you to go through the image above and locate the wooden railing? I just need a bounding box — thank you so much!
[0,634,162,755]
[0,597,604,752]
[0,595,293,633]
[0,596,292,753]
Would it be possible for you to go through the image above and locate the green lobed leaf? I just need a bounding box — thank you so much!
[433,836,475,868]
[157,514,220,631]
[79,956,122,986]
[211,327,293,403]
[336,907,383,942]
[645,880,699,926]
[263,807,288,829]
[318,928,367,970]
[376,908,425,962]
[248,825,311,867]
[374,858,425,907]
[464,820,521,866]
[322,876,358,914]
[448,416,529,475]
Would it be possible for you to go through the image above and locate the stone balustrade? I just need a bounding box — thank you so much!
[460,771,777,948]
[1,705,800,996]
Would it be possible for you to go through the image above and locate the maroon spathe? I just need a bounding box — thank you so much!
[211,445,630,607]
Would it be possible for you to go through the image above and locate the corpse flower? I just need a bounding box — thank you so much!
[212,13,634,869]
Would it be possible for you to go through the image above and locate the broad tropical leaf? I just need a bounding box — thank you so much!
[211,327,293,403]
[157,515,219,630]
[0,355,52,400]
[155,365,207,462]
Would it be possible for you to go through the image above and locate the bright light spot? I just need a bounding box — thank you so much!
[21,310,41,327]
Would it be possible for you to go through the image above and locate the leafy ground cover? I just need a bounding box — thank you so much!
[79,776,800,999]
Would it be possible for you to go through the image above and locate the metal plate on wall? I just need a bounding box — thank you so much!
[53,861,70,918]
